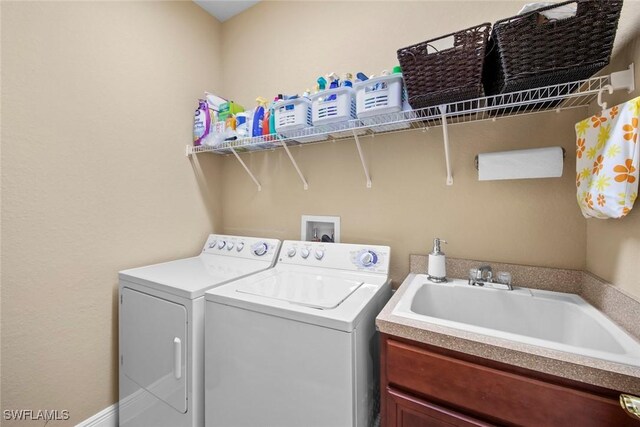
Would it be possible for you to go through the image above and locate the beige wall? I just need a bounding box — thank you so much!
[2,1,639,425]
[1,2,222,425]
[218,1,587,285]
[586,33,640,300]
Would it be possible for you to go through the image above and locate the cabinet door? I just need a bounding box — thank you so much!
[385,338,638,426]
[385,388,493,427]
[121,288,187,413]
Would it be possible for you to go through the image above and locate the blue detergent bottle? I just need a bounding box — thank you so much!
[252,97,268,137]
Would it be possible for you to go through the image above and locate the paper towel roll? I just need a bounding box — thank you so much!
[477,146,564,181]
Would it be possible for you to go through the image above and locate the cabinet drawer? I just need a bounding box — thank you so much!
[385,339,635,426]
[386,387,493,427]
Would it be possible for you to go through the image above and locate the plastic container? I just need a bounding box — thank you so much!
[310,87,356,125]
[354,75,411,133]
[355,75,404,118]
[273,98,328,143]
[309,87,365,138]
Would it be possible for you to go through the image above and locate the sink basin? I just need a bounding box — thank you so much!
[392,274,640,367]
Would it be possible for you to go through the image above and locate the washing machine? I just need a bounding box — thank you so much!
[204,240,391,427]
[118,234,281,427]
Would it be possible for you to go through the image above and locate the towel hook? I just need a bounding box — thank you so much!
[597,84,614,110]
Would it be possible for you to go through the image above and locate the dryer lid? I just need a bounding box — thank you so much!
[235,270,364,310]
[119,256,272,299]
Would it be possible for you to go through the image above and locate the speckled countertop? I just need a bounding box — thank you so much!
[376,256,640,395]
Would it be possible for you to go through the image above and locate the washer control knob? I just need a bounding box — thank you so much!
[300,248,310,259]
[217,240,226,250]
[287,247,297,258]
[314,249,325,260]
[252,242,268,256]
[236,242,244,252]
[227,242,234,251]
[360,251,378,267]
[208,240,216,249]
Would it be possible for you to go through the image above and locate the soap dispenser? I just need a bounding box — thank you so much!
[427,238,447,283]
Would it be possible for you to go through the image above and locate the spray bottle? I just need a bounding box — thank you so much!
[252,97,268,137]
[342,73,353,88]
[317,76,327,91]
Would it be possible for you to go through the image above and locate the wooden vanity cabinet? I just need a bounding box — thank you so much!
[380,334,638,427]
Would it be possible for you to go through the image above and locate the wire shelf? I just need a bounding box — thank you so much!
[187,65,635,190]
[188,74,611,156]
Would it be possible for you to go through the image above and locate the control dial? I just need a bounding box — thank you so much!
[208,240,216,249]
[236,242,244,252]
[287,247,297,258]
[300,248,310,259]
[217,240,226,250]
[359,250,378,267]
[252,242,268,256]
[227,242,234,251]
[314,249,325,260]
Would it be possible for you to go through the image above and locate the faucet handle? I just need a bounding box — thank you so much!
[496,271,512,286]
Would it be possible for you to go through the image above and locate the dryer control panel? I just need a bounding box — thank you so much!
[278,240,390,274]
[202,234,280,262]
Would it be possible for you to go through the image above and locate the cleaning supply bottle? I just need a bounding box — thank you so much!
[225,114,237,132]
[342,73,353,87]
[262,108,270,137]
[328,72,340,89]
[393,65,402,74]
[252,97,268,137]
[427,238,447,283]
[236,112,251,138]
[269,97,277,136]
[317,76,327,91]
[356,72,369,82]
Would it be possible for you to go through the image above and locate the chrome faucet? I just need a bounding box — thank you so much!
[469,265,513,290]
[476,265,493,283]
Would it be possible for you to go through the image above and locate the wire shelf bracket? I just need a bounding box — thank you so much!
[610,63,635,94]
[230,147,261,191]
[353,130,372,188]
[439,105,454,186]
[278,136,309,190]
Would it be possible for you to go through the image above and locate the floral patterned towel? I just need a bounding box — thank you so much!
[575,96,640,219]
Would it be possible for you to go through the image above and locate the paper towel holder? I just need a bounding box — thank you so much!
[474,148,566,171]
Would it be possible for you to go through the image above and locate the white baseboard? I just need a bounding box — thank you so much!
[75,403,118,427]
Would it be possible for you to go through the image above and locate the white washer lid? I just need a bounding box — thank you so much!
[235,271,364,310]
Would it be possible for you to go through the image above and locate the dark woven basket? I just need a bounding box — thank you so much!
[483,0,623,96]
[397,23,491,109]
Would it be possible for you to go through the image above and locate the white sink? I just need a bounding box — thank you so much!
[392,274,640,367]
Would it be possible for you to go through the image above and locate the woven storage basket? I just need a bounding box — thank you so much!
[483,0,623,96]
[397,23,491,109]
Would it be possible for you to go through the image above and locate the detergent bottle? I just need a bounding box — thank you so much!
[252,97,268,137]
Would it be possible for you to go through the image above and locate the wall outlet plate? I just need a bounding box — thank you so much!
[301,215,340,243]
